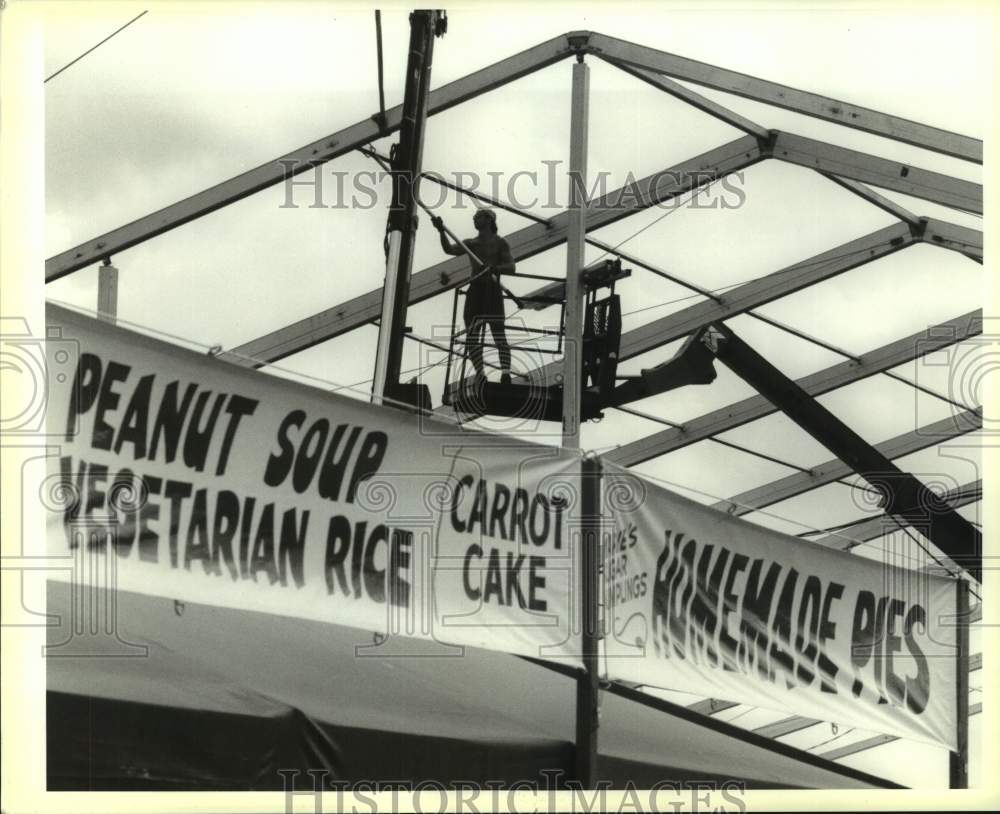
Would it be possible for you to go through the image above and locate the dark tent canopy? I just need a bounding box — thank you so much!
[46,580,896,790]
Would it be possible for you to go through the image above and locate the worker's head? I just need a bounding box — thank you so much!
[473,208,498,234]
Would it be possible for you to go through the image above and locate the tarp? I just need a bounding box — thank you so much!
[602,462,959,750]
[45,580,897,791]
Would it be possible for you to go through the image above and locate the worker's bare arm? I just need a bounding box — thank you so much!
[441,236,465,256]
[431,215,464,255]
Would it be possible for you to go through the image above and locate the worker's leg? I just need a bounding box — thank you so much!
[488,317,511,378]
[465,316,486,377]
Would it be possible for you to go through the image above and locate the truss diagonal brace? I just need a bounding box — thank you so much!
[825,183,983,263]
[822,175,921,227]
[603,57,769,140]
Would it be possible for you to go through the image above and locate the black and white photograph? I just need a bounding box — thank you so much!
[0,1,995,811]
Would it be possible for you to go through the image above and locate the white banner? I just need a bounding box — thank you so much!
[44,304,581,664]
[602,463,960,750]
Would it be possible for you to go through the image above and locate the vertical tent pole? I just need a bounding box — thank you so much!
[575,453,601,787]
[950,578,970,788]
[97,259,118,324]
[564,54,598,787]
[562,56,589,449]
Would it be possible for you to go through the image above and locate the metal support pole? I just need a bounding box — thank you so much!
[562,57,589,448]
[372,10,445,405]
[97,259,118,324]
[575,453,601,786]
[950,578,970,788]
[706,322,982,582]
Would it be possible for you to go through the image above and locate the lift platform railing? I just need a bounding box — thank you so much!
[441,271,567,409]
[442,259,629,421]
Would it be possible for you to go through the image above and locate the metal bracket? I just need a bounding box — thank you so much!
[434,10,448,37]
[699,324,727,354]
[566,31,591,53]
[757,129,779,158]
[371,112,389,137]
[908,216,929,240]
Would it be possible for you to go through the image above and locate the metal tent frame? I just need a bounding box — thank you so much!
[44,28,983,787]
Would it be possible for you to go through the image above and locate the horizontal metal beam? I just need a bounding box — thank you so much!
[922,217,984,263]
[754,716,821,740]
[588,32,982,163]
[821,734,897,762]
[712,410,981,517]
[811,479,981,551]
[226,135,764,367]
[605,57,770,140]
[687,698,739,717]
[771,131,982,214]
[45,32,583,281]
[605,310,982,467]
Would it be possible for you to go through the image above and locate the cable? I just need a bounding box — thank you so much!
[621,287,732,319]
[617,240,893,319]
[744,311,977,414]
[587,179,721,267]
[723,707,754,725]
[614,405,820,479]
[611,405,871,496]
[882,370,977,414]
[45,10,149,84]
[798,516,874,538]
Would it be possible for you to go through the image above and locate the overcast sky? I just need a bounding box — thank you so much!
[38,1,989,787]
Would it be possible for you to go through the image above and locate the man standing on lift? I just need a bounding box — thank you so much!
[431,208,515,386]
